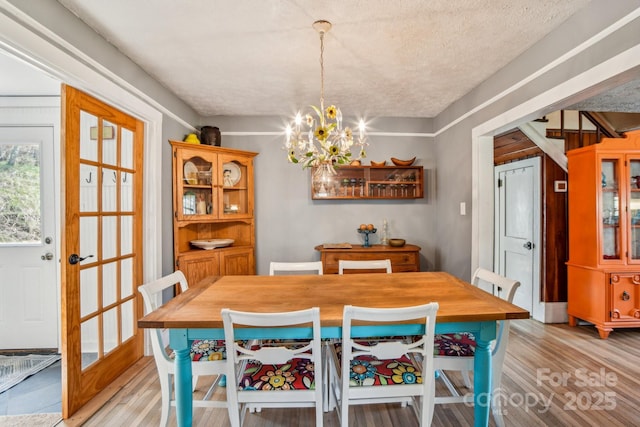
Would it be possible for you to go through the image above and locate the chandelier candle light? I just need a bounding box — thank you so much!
[284,20,368,191]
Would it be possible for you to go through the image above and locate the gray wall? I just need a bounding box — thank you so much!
[205,116,436,274]
[161,119,192,274]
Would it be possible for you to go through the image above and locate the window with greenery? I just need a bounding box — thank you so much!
[0,143,41,244]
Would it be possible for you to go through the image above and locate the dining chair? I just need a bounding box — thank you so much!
[327,302,439,427]
[338,259,392,274]
[269,261,323,275]
[222,307,324,427]
[139,270,227,427]
[433,267,520,427]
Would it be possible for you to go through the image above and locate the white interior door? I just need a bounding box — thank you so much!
[494,157,540,315]
[0,125,57,349]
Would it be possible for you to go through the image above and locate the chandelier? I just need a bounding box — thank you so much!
[284,20,368,171]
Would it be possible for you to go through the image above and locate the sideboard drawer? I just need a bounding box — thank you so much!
[315,244,421,274]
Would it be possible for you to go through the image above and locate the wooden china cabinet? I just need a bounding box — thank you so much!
[170,140,258,286]
[567,130,640,338]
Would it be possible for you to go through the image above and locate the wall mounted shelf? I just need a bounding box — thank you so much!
[311,165,424,200]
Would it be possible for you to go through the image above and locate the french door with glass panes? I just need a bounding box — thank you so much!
[61,85,144,417]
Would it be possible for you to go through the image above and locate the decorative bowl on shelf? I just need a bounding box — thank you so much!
[390,157,416,166]
[190,239,234,250]
[388,238,406,247]
[370,160,386,167]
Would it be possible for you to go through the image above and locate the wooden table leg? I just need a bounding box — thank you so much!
[172,330,193,427]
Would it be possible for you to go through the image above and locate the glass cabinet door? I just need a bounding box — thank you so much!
[317,167,364,198]
[601,159,620,260]
[369,167,421,198]
[177,151,214,220]
[219,154,252,218]
[629,158,640,261]
[310,166,424,199]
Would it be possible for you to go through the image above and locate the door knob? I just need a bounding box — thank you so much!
[523,241,533,250]
[41,252,54,261]
[68,254,94,265]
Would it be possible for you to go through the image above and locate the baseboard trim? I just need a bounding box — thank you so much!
[542,302,568,323]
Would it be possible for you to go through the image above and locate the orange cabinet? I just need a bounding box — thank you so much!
[171,141,257,286]
[567,130,640,338]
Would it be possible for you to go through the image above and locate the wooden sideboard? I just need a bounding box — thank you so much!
[314,244,421,274]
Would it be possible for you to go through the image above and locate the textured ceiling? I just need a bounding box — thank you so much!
[55,0,593,118]
[569,79,640,113]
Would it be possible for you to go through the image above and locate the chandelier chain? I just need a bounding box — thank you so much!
[283,19,368,170]
[319,31,325,115]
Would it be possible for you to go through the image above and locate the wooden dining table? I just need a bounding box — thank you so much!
[138,271,529,427]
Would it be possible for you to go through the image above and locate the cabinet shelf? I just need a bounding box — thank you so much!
[184,184,212,189]
[182,243,253,255]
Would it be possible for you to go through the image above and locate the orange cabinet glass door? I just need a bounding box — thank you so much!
[600,158,622,262]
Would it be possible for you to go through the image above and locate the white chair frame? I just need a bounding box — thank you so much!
[433,267,520,427]
[222,307,324,427]
[269,261,324,275]
[139,270,227,427]
[328,303,439,427]
[338,259,392,274]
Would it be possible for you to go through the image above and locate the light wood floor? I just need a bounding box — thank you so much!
[59,320,640,426]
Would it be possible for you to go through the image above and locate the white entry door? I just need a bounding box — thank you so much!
[494,157,540,315]
[0,125,58,349]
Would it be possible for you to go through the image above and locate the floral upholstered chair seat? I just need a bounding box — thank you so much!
[237,357,316,391]
[433,333,476,357]
[333,342,423,387]
[169,339,227,362]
